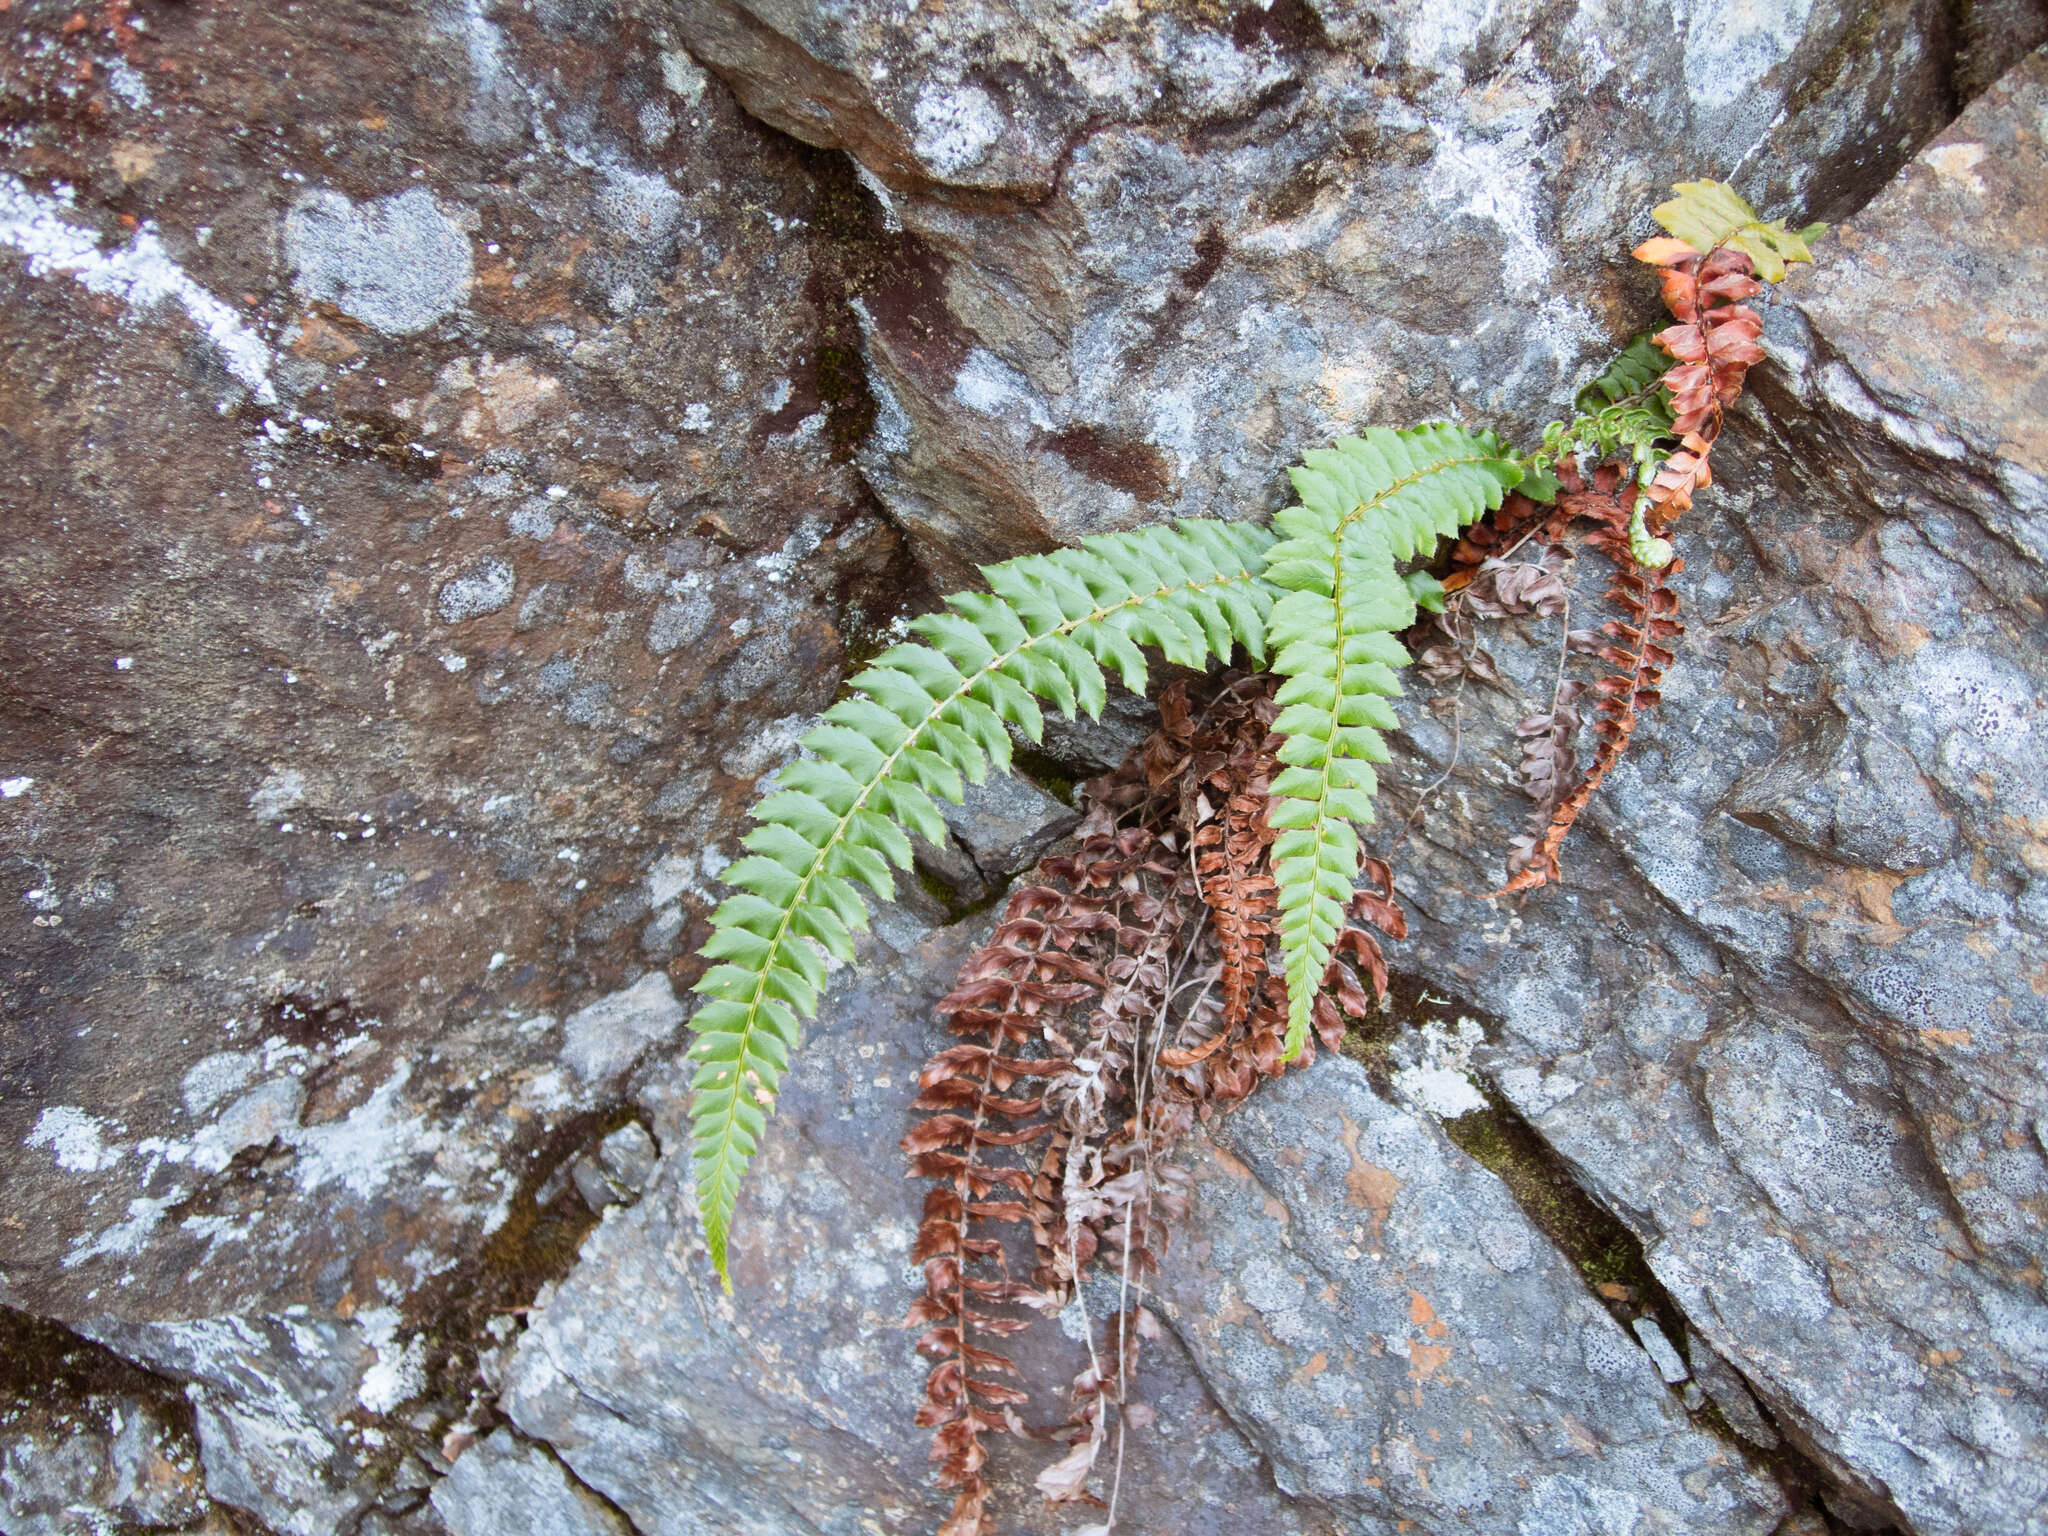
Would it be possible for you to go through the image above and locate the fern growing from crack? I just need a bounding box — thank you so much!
[685,178,1818,1292]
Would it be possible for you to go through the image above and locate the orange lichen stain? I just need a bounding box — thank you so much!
[598,485,650,518]
[1407,1291,1448,1338]
[1339,1112,1401,1243]
[291,311,362,364]
[1690,1207,1711,1227]
[1291,1352,1328,1384]
[1207,1144,1254,1184]
[359,113,388,131]
[1921,1028,1973,1049]
[1408,1342,1452,1382]
[1926,1347,1963,1367]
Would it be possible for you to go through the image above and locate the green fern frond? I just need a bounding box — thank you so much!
[1575,334,1672,415]
[687,519,1276,1286]
[1261,425,1522,1056]
[1524,334,1679,501]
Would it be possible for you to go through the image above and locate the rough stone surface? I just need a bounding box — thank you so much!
[1,1387,209,1536]
[1358,49,2048,1536]
[509,914,1361,1536]
[431,1428,630,1536]
[5,2,2047,1533]
[1153,1062,1784,1533]
[675,0,2046,582]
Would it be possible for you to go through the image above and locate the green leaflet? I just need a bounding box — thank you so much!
[1653,180,1822,282]
[1261,425,1523,1056]
[1575,334,1673,415]
[686,519,1276,1287]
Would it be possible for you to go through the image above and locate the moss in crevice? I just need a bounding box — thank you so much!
[0,1304,196,1422]
[1007,741,1081,808]
[412,1101,652,1426]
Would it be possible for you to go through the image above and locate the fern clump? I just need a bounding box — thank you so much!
[685,178,1818,1292]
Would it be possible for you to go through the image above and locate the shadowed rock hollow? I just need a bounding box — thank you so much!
[2,3,2044,1534]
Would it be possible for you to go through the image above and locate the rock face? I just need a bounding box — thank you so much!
[674,0,2040,582]
[1356,50,2048,1536]
[4,1,2046,1534]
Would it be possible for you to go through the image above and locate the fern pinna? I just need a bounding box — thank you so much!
[685,179,1818,1291]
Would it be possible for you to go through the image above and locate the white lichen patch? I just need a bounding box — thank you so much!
[249,768,307,822]
[0,173,276,401]
[1422,125,1554,296]
[284,186,473,336]
[953,348,1053,429]
[1391,1017,1490,1119]
[560,972,688,1085]
[353,1308,428,1414]
[27,1105,122,1172]
[1678,0,1814,111]
[912,83,1005,178]
[182,1051,263,1116]
[1924,141,1988,196]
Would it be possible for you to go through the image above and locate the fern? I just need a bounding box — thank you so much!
[687,519,1275,1286]
[1258,425,1522,1055]
[686,180,1815,1293]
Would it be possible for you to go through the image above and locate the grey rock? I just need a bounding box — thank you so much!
[571,1122,659,1213]
[432,1429,631,1536]
[1688,1329,1782,1451]
[508,920,1342,1536]
[0,1392,209,1536]
[0,2,885,1527]
[189,1075,306,1174]
[596,1121,658,1195]
[77,1313,388,1536]
[646,591,714,655]
[1631,1316,1690,1385]
[284,187,474,336]
[561,972,688,1086]
[1365,52,2048,1535]
[1154,1061,1784,1533]
[676,0,2037,581]
[570,1155,618,1214]
[939,772,1076,877]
